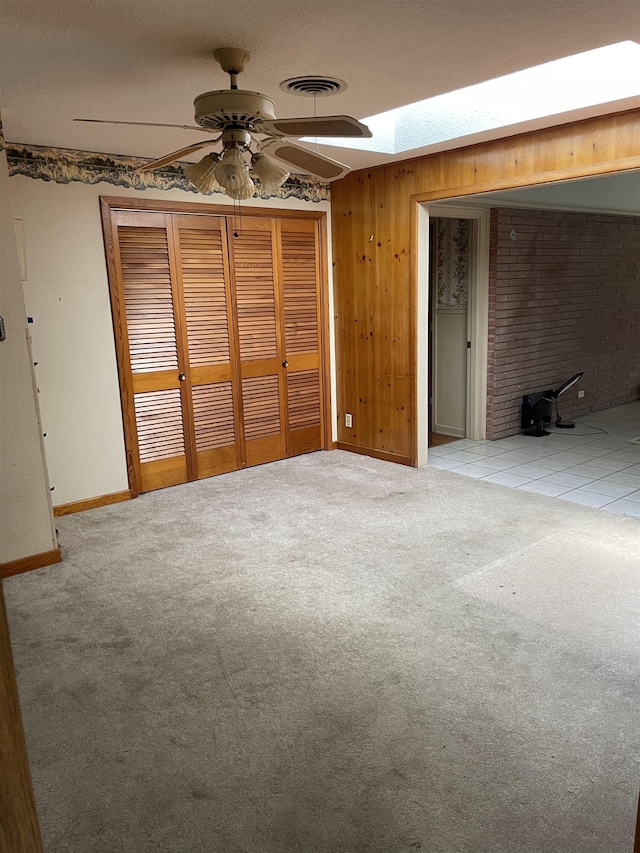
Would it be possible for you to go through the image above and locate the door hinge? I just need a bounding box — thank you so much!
[467,341,471,348]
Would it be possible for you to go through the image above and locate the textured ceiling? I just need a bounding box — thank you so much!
[1,0,639,171]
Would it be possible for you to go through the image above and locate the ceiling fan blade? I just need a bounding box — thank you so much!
[255,115,372,139]
[136,140,216,172]
[74,119,205,131]
[259,138,350,181]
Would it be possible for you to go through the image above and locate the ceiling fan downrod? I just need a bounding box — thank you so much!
[213,47,251,90]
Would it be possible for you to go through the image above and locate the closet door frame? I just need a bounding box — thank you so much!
[100,196,332,499]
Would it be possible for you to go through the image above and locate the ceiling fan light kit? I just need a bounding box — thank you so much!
[183,152,221,194]
[214,146,255,200]
[75,47,372,201]
[251,152,290,193]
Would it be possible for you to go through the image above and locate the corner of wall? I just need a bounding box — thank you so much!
[0,147,57,563]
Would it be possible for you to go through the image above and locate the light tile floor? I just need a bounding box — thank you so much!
[428,401,640,518]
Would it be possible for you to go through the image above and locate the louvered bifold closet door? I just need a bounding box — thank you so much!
[113,211,189,492]
[230,218,287,467]
[173,215,242,479]
[279,218,324,456]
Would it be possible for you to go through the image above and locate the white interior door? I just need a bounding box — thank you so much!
[432,217,470,438]
[434,308,467,437]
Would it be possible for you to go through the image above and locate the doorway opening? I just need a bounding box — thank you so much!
[416,204,489,466]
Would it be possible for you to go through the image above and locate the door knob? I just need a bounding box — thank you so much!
[282,360,288,368]
[178,372,186,381]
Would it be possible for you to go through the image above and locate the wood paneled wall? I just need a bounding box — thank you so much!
[331,109,640,465]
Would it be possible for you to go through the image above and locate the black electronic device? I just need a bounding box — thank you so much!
[521,372,584,437]
[521,391,553,436]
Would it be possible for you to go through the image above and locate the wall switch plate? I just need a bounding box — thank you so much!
[577,390,585,398]
[345,413,353,428]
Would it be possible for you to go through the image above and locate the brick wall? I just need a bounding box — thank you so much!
[487,208,640,439]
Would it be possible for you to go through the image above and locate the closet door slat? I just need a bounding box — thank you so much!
[231,219,287,467]
[175,215,242,479]
[279,220,323,457]
[116,217,188,492]
[234,229,279,362]
[119,227,178,374]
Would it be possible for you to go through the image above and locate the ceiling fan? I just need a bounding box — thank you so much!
[75,48,372,199]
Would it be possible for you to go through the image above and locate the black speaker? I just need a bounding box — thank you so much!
[521,391,553,436]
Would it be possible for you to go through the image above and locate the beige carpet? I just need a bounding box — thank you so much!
[5,450,640,852]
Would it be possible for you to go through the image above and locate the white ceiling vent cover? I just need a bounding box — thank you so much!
[280,77,347,97]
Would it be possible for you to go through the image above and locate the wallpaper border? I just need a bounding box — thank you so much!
[5,142,330,203]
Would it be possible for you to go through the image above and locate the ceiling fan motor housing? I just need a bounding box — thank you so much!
[193,89,277,130]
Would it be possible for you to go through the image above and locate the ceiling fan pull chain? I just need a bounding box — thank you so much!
[232,197,243,237]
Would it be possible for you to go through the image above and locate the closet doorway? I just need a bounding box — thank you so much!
[101,197,330,496]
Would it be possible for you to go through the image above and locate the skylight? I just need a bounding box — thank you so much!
[306,41,640,155]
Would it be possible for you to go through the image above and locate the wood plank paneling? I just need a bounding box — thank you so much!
[331,109,640,465]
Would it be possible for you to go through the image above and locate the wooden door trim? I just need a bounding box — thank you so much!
[168,216,198,481]
[100,199,143,497]
[408,168,640,467]
[0,583,45,852]
[101,196,327,221]
[317,215,333,450]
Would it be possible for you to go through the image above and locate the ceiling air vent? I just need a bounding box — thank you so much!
[279,76,347,97]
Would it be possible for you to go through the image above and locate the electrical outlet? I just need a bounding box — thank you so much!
[577,390,585,398]
[345,413,353,428]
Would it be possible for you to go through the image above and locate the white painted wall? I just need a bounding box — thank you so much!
[8,176,333,506]
[0,154,56,562]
